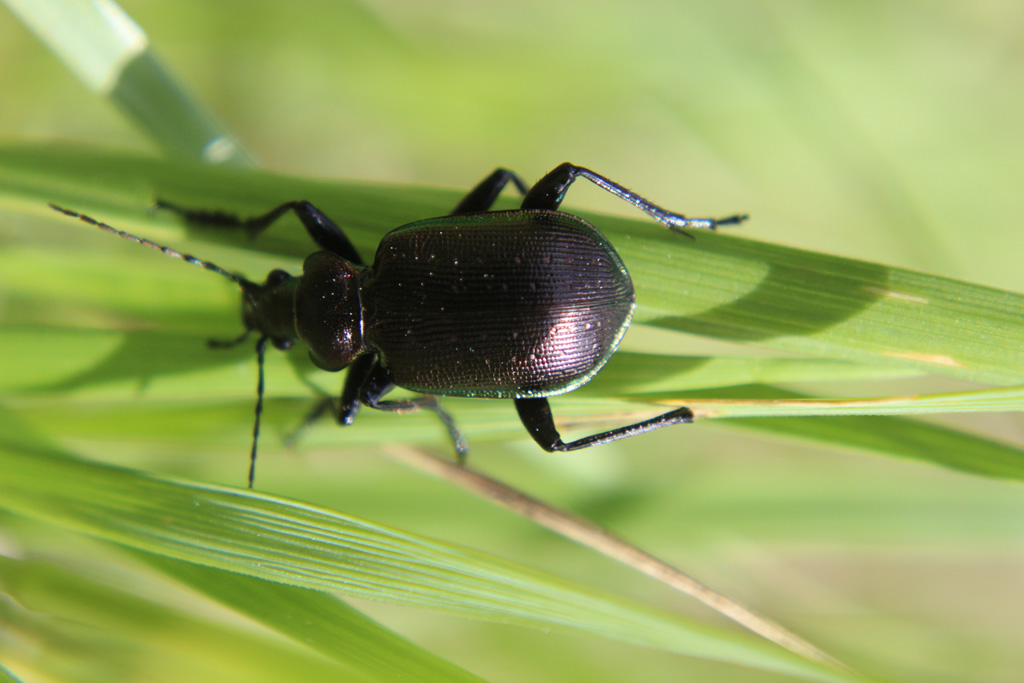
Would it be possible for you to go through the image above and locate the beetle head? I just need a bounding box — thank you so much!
[240,269,300,350]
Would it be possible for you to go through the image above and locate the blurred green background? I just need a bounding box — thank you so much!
[2,1,1023,681]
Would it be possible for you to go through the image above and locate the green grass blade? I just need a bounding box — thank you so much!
[2,315,1019,481]
[138,554,487,683]
[0,555,371,683]
[1,143,1021,387]
[3,0,251,164]
[587,353,926,393]
[0,438,857,683]
[1,142,1021,487]
[686,385,1024,418]
[700,386,1024,480]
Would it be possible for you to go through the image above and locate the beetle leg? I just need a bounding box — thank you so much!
[206,329,252,349]
[514,396,694,452]
[284,397,333,447]
[156,199,365,265]
[245,335,270,488]
[521,163,748,234]
[336,354,376,424]
[284,352,375,444]
[360,360,469,461]
[452,168,530,214]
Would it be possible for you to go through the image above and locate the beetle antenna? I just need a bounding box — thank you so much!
[49,204,259,292]
[249,335,269,488]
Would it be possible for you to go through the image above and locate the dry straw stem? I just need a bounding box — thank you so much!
[386,444,853,673]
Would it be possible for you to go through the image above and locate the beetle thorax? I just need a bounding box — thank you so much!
[294,251,366,371]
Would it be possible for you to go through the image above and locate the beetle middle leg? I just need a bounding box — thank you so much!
[292,354,469,460]
[452,168,530,214]
[514,397,694,452]
[156,199,365,265]
[358,360,469,460]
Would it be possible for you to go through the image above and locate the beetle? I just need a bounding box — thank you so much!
[51,163,745,486]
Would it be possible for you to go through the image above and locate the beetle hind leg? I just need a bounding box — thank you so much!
[514,396,693,452]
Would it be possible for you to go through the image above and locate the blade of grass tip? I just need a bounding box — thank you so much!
[0,555,363,683]
[0,440,859,682]
[4,0,252,165]
[383,444,852,673]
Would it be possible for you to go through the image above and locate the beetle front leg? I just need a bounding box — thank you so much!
[156,199,365,265]
[334,354,376,424]
[283,353,375,448]
[514,396,694,452]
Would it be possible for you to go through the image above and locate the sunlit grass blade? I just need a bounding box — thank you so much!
[587,352,926,393]
[687,386,1024,480]
[3,0,251,165]
[3,317,1018,481]
[0,439,857,682]
[1,143,1022,388]
[0,555,370,683]
[7,385,1023,482]
[682,385,1024,418]
[415,392,1024,481]
[138,554,487,683]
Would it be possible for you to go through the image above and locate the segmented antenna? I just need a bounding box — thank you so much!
[48,204,257,291]
[51,202,272,488]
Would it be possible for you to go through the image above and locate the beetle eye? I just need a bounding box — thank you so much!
[265,269,293,286]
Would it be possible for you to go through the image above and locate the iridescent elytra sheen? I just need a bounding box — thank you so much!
[362,210,634,398]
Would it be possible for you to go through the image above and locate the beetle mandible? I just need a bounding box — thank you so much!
[52,163,746,486]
